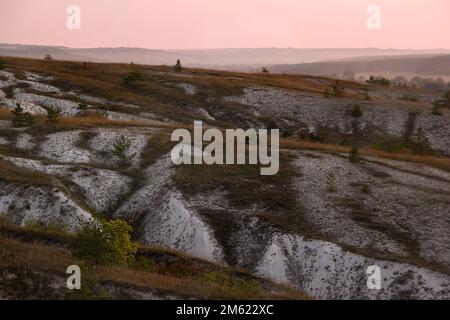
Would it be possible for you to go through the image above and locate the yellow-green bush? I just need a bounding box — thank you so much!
[74,219,138,266]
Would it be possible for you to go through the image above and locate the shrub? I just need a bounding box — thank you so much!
[332,80,345,96]
[78,102,88,110]
[12,103,34,127]
[122,71,145,88]
[174,59,182,72]
[74,219,138,266]
[46,106,62,122]
[349,147,361,163]
[0,60,6,70]
[432,99,444,107]
[282,128,294,138]
[201,271,260,293]
[233,279,261,293]
[362,184,371,194]
[366,75,391,86]
[44,54,53,61]
[323,89,330,99]
[432,105,443,116]
[350,104,363,117]
[201,271,232,286]
[433,91,450,108]
[444,91,450,107]
[133,257,158,272]
[96,109,108,118]
[261,67,269,73]
[112,134,135,162]
[3,85,15,98]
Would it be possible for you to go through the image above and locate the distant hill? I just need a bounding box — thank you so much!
[270,54,450,77]
[0,44,104,62]
[1,44,450,71]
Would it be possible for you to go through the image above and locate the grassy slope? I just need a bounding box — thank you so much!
[0,219,309,300]
[1,56,450,293]
[2,56,447,166]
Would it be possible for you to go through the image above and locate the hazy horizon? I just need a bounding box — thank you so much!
[1,0,449,50]
[3,43,450,51]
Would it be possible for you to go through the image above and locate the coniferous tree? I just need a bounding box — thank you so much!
[46,106,62,122]
[12,103,34,127]
[332,80,345,96]
[350,104,363,117]
[122,71,145,88]
[174,59,182,72]
[78,102,88,110]
[411,127,432,155]
[349,147,361,163]
[112,134,135,162]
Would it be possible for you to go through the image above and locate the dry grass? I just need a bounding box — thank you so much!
[0,236,308,300]
[174,151,298,212]
[0,157,53,186]
[0,106,175,129]
[173,151,309,257]
[0,55,435,135]
[0,237,74,270]
[0,56,371,115]
[97,266,306,300]
[281,138,450,172]
[0,57,201,123]
[57,115,169,129]
[281,139,351,153]
[0,106,13,120]
[0,218,272,285]
[155,63,363,96]
[0,216,74,246]
[361,148,450,171]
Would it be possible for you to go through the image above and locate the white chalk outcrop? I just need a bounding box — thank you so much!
[115,154,224,263]
[257,234,450,300]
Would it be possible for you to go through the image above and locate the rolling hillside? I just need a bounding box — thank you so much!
[1,56,450,299]
[2,44,450,71]
[271,54,450,77]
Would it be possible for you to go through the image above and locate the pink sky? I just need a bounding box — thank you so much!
[0,0,449,49]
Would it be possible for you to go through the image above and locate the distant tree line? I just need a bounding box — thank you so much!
[339,70,450,92]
